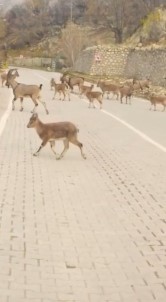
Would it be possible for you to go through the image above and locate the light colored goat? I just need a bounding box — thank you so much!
[97,80,120,100]
[51,78,70,101]
[145,92,166,111]
[133,78,150,90]
[80,84,94,98]
[1,71,7,87]
[119,85,133,104]
[85,90,103,109]
[27,113,86,159]
[1,70,19,87]
[6,69,49,114]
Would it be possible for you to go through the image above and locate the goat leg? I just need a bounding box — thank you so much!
[56,139,69,160]
[70,139,87,160]
[12,97,17,110]
[31,103,38,114]
[33,145,42,156]
[50,141,59,159]
[39,100,49,114]
[20,97,24,111]
[33,140,47,156]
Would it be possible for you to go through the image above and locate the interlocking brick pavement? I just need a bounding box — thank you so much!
[0,68,166,302]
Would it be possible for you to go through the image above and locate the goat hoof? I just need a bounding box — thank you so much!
[33,153,38,157]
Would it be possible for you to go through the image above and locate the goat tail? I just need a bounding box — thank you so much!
[39,84,43,90]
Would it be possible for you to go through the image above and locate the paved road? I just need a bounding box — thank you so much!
[0,68,166,302]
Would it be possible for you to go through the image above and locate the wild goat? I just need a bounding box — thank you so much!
[1,70,19,87]
[50,78,55,90]
[119,85,133,104]
[97,80,120,100]
[133,78,150,90]
[6,69,49,114]
[27,113,86,160]
[1,71,7,87]
[85,90,103,109]
[80,84,94,98]
[51,78,70,101]
[60,74,84,93]
[145,92,166,111]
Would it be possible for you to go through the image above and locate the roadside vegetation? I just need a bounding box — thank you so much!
[0,0,165,68]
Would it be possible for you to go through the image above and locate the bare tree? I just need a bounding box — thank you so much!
[59,22,88,66]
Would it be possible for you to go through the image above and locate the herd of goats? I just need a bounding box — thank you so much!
[50,74,166,112]
[1,68,166,112]
[0,68,165,159]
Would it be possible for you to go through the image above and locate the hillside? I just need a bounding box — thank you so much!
[4,5,166,68]
[126,7,166,47]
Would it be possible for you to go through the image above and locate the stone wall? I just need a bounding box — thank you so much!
[124,48,166,87]
[74,45,130,76]
[74,45,166,87]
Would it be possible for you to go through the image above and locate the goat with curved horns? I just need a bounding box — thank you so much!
[6,69,49,114]
[27,113,86,160]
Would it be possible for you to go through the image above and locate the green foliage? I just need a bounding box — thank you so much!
[0,18,7,39]
[141,10,161,29]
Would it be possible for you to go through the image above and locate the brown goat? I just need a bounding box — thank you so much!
[85,91,103,109]
[51,78,70,101]
[133,78,150,90]
[6,69,49,114]
[1,71,7,87]
[80,84,94,98]
[27,113,86,159]
[60,74,84,93]
[119,85,133,104]
[145,93,166,111]
[1,70,19,87]
[97,80,120,100]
